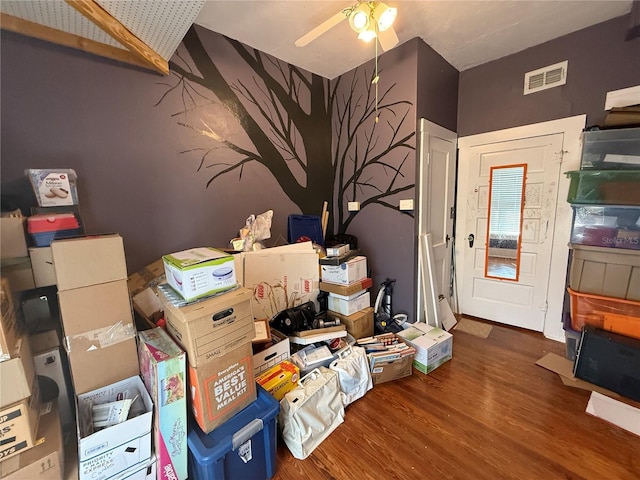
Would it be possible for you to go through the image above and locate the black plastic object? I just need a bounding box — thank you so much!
[270,301,316,334]
[574,325,640,401]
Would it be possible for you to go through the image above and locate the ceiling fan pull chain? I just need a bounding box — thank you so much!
[374,20,379,123]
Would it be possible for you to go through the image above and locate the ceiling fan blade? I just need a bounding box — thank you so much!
[295,11,346,47]
[378,26,399,52]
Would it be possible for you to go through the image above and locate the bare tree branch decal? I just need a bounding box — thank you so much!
[157,26,415,237]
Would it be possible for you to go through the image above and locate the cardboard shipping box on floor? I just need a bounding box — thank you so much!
[234,242,320,321]
[76,376,153,480]
[188,342,256,434]
[0,401,64,480]
[138,328,187,480]
[370,355,414,385]
[57,279,139,394]
[0,336,41,462]
[397,323,453,374]
[253,328,290,378]
[162,286,255,367]
[0,277,20,362]
[328,307,374,340]
[51,234,127,291]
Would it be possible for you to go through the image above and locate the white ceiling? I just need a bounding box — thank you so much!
[194,1,634,79]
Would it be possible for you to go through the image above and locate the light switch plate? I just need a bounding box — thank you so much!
[348,202,360,211]
[399,199,414,211]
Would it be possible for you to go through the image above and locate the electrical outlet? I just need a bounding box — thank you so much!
[399,199,414,211]
[348,202,360,211]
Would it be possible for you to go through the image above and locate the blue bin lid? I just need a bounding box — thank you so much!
[188,384,280,463]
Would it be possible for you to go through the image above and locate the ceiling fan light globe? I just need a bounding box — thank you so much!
[375,4,397,32]
[358,28,377,42]
[349,5,370,32]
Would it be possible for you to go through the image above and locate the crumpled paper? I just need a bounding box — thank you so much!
[233,210,273,251]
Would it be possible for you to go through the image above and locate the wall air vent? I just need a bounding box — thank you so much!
[524,61,568,95]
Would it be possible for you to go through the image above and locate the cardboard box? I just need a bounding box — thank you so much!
[138,328,187,480]
[123,455,157,480]
[76,376,153,480]
[162,287,255,367]
[327,291,370,316]
[28,247,56,288]
[0,395,41,463]
[0,401,64,480]
[51,234,127,291]
[188,342,256,434]
[1,336,36,409]
[320,256,367,285]
[371,355,414,385]
[0,259,35,292]
[236,244,319,320]
[328,307,374,340]
[128,259,166,328]
[252,329,290,377]
[0,355,41,464]
[256,360,299,401]
[0,277,20,362]
[163,248,236,302]
[1,213,28,259]
[57,279,139,394]
[319,278,372,296]
[397,324,453,374]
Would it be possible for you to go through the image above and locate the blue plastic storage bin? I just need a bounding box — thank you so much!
[188,384,280,480]
[287,214,323,246]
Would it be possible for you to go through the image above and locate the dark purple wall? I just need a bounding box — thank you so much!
[417,38,459,133]
[458,15,640,137]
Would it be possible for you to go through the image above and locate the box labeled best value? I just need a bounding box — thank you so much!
[76,375,153,480]
[397,324,453,374]
[138,328,188,480]
[163,248,236,302]
[321,256,367,285]
[188,342,256,434]
[162,287,255,367]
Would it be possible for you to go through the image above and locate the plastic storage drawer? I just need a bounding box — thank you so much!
[580,127,640,169]
[570,205,640,250]
[27,213,81,246]
[567,288,640,340]
[187,384,279,480]
[565,170,640,205]
[569,243,640,301]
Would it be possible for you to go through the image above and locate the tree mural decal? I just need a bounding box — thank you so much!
[158,26,415,237]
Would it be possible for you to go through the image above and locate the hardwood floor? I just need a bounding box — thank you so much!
[272,319,640,480]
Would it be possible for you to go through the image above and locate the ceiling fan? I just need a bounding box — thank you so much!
[295,1,399,52]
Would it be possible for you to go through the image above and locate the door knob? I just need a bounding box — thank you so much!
[445,234,451,248]
[467,233,475,248]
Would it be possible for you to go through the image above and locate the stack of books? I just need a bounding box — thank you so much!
[356,333,416,371]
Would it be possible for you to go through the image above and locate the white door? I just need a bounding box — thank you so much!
[417,119,457,325]
[457,133,564,331]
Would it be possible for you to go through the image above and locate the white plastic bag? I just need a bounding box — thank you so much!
[329,345,373,406]
[279,367,344,460]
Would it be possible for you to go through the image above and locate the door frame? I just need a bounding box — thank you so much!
[416,119,457,325]
[457,114,586,341]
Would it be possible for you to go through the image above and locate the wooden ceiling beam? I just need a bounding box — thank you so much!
[65,0,169,75]
[0,13,158,73]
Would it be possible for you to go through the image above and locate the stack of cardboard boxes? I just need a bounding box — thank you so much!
[159,247,257,435]
[51,234,155,480]
[319,247,374,340]
[0,277,65,479]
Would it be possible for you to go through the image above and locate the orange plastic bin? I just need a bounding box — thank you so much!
[568,288,640,340]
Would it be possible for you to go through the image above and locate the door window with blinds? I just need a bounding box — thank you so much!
[485,163,527,281]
